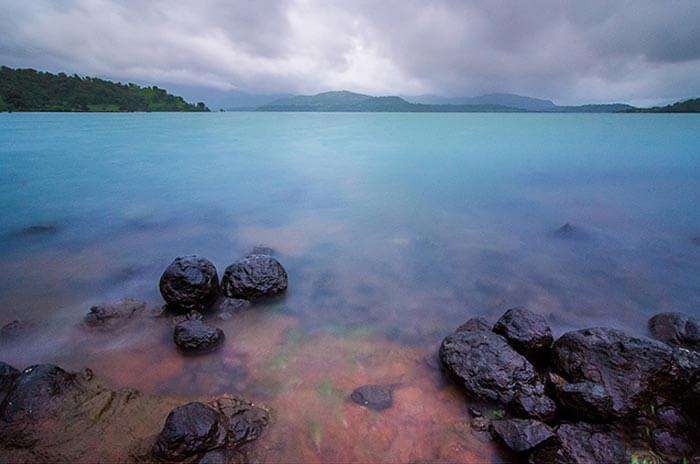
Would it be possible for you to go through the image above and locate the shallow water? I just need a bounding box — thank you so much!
[1,112,699,462]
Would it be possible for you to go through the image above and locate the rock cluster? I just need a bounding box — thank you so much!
[440,308,699,463]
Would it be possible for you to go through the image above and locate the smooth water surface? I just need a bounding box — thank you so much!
[1,112,699,462]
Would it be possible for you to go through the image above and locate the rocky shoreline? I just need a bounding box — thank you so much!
[440,307,699,463]
[1,243,699,462]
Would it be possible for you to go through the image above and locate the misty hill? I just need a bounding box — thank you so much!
[165,84,290,110]
[628,98,700,113]
[407,93,557,111]
[257,91,524,112]
[0,66,209,112]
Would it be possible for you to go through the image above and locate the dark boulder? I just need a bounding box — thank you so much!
[440,330,552,419]
[0,364,80,447]
[455,317,491,333]
[551,327,689,418]
[350,385,393,411]
[221,255,288,300]
[83,298,147,330]
[547,373,613,422]
[529,422,626,464]
[152,402,228,461]
[159,256,220,312]
[493,307,553,361]
[648,312,699,351]
[174,320,225,355]
[490,419,555,453]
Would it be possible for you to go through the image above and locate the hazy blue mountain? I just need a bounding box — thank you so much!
[407,93,557,111]
[165,84,290,110]
[555,103,636,112]
[258,91,525,112]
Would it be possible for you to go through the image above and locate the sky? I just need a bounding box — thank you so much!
[1,0,699,105]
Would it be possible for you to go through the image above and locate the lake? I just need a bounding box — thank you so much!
[1,112,699,462]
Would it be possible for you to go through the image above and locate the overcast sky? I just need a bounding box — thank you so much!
[1,0,699,105]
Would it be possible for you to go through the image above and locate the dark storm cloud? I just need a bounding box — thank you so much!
[0,0,698,104]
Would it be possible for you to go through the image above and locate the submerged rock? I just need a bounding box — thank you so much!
[15,224,58,237]
[173,320,225,354]
[648,312,699,351]
[0,319,36,344]
[83,298,147,330]
[151,402,228,461]
[490,419,555,453]
[551,327,690,418]
[493,307,553,361]
[529,422,626,464]
[216,298,251,320]
[159,255,220,312]
[247,245,275,257]
[221,255,288,299]
[455,317,491,333]
[440,330,553,420]
[350,385,393,411]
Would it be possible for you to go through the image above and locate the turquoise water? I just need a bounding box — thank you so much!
[1,112,699,461]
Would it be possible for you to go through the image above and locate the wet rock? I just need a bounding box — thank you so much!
[490,419,555,453]
[221,255,288,300]
[0,362,20,404]
[83,298,147,330]
[455,317,491,333]
[551,327,689,418]
[493,307,553,361]
[151,402,228,461]
[159,256,220,312]
[350,385,393,411]
[529,422,626,464]
[173,320,225,354]
[692,236,700,246]
[0,364,80,447]
[440,330,549,410]
[547,373,613,422]
[648,312,699,351]
[651,427,695,459]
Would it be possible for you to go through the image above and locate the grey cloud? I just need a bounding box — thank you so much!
[0,0,698,104]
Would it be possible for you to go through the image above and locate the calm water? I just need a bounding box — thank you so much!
[1,112,700,462]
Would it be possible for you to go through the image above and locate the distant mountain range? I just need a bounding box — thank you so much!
[2,66,698,113]
[255,91,655,113]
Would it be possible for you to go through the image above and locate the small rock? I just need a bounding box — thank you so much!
[350,385,393,411]
[0,319,36,344]
[15,224,58,237]
[151,402,228,461]
[159,255,220,312]
[648,312,699,351]
[83,298,147,330]
[455,317,491,333]
[490,419,555,453]
[471,416,490,432]
[468,407,483,417]
[221,255,288,299]
[208,395,270,447]
[691,236,700,246]
[554,223,575,237]
[493,307,554,361]
[173,320,225,354]
[530,422,626,464]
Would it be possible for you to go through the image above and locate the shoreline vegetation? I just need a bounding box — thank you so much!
[1,66,699,113]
